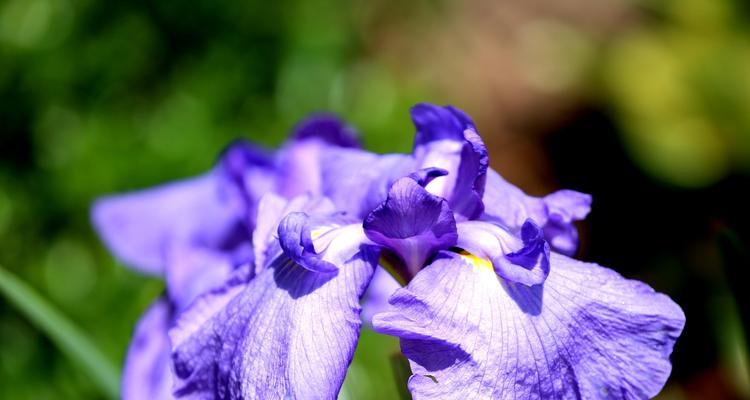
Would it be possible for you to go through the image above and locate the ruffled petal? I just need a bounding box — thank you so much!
[445,129,488,220]
[373,251,685,400]
[410,103,488,220]
[364,174,457,279]
[542,190,592,256]
[279,213,337,273]
[411,103,474,146]
[170,237,379,399]
[482,169,591,256]
[456,220,550,286]
[122,298,175,400]
[252,193,336,273]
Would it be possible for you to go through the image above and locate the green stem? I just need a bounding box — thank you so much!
[0,265,119,399]
[390,352,413,400]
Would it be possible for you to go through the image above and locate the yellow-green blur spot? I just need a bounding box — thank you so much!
[457,250,494,272]
[310,228,325,240]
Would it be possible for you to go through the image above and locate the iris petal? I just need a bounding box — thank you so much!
[320,147,416,218]
[91,172,244,275]
[122,298,174,400]
[410,103,488,221]
[277,114,360,198]
[278,212,367,274]
[373,252,685,400]
[411,103,474,146]
[364,175,458,279]
[252,193,336,273]
[165,242,252,311]
[483,169,591,256]
[457,220,550,286]
[170,239,378,399]
[91,141,271,275]
[290,113,360,148]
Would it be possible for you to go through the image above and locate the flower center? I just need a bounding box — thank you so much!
[457,250,493,271]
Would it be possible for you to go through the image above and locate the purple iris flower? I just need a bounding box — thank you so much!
[93,102,683,399]
[362,104,685,398]
[164,103,683,399]
[91,115,360,400]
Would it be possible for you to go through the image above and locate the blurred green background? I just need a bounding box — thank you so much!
[1,0,748,398]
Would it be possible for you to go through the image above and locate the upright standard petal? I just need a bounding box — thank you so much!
[411,103,474,146]
[320,146,416,217]
[217,140,276,230]
[364,174,457,280]
[122,298,175,400]
[276,114,360,198]
[411,104,488,220]
[170,226,379,400]
[373,251,685,400]
[290,113,360,148]
[482,168,591,256]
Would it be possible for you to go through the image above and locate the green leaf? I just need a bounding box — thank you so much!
[0,265,119,399]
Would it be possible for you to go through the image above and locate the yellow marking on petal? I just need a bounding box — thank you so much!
[457,250,494,272]
[378,254,408,286]
[310,229,325,240]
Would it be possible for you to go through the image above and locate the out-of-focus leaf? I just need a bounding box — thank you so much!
[0,265,119,399]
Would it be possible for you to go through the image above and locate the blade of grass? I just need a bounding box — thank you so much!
[0,265,119,399]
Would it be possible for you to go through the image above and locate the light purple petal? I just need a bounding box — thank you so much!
[373,251,685,399]
[364,175,457,280]
[122,298,174,400]
[542,190,592,256]
[91,141,272,275]
[252,193,336,273]
[170,233,379,399]
[320,146,416,218]
[482,168,591,256]
[217,141,276,229]
[278,212,373,275]
[456,220,550,286]
[276,115,360,198]
[164,242,252,311]
[91,172,244,275]
[279,212,338,273]
[410,104,488,220]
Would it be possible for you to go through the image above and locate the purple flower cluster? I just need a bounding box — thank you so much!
[92,104,685,399]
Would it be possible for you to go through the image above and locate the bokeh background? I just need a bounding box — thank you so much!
[1,0,749,398]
